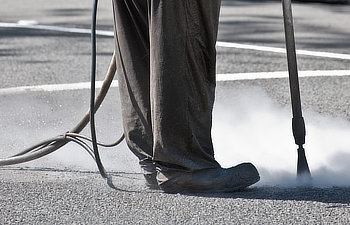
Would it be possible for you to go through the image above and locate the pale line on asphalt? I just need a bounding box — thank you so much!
[216,42,350,60]
[0,80,119,95]
[1,70,350,95]
[0,22,114,36]
[216,70,350,81]
[1,22,350,60]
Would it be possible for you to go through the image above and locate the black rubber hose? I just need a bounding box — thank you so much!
[90,0,107,178]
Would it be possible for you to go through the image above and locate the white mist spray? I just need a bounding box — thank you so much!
[2,85,350,187]
[212,84,350,187]
[0,90,139,174]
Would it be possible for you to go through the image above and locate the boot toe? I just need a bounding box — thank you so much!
[157,163,260,193]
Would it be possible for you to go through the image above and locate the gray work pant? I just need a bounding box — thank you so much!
[112,0,222,171]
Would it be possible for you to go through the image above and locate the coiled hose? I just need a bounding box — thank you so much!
[0,0,124,180]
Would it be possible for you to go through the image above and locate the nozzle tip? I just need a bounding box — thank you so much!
[297,146,311,178]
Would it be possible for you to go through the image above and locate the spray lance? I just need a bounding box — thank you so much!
[0,0,124,181]
[282,0,311,178]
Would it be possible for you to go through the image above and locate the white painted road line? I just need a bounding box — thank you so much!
[216,42,350,60]
[0,22,114,36]
[1,22,350,60]
[216,70,350,81]
[0,80,119,95]
[1,70,350,95]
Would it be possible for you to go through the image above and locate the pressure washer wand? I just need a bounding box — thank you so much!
[282,0,311,177]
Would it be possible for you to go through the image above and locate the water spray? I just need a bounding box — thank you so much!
[282,0,311,178]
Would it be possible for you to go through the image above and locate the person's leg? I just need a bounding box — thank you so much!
[148,0,259,192]
[112,0,157,188]
[149,0,221,171]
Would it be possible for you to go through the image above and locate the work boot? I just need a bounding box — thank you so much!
[156,163,260,193]
[140,160,159,189]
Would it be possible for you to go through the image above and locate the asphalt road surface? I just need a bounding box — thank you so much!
[1,0,350,224]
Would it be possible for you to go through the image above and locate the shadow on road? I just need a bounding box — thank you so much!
[2,167,349,205]
[186,186,350,205]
